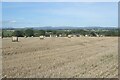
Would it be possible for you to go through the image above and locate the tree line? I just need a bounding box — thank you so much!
[2,28,120,37]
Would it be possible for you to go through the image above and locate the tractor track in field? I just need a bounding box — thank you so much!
[2,37,118,78]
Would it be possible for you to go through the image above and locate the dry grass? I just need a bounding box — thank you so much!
[2,37,118,78]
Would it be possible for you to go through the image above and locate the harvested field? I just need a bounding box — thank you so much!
[2,37,118,78]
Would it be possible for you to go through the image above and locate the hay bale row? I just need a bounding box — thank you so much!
[11,35,105,42]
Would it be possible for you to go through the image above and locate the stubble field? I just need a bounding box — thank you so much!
[2,37,118,78]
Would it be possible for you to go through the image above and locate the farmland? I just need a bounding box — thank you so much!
[2,37,118,78]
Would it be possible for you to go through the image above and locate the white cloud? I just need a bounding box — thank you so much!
[2,20,17,24]
[10,20,16,23]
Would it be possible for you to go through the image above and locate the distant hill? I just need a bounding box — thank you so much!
[2,26,118,30]
[33,26,118,30]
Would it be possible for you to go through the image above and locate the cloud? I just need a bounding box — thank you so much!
[2,20,17,24]
[10,20,16,23]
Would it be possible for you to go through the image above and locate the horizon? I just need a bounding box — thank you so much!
[2,2,118,28]
[2,26,118,29]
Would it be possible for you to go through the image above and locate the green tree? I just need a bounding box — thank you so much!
[39,30,45,36]
[52,30,57,35]
[90,32,97,37]
[12,30,24,37]
[25,29,34,37]
[2,30,13,37]
[118,29,120,37]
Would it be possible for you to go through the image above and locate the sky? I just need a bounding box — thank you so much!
[2,2,118,28]
[1,0,120,2]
